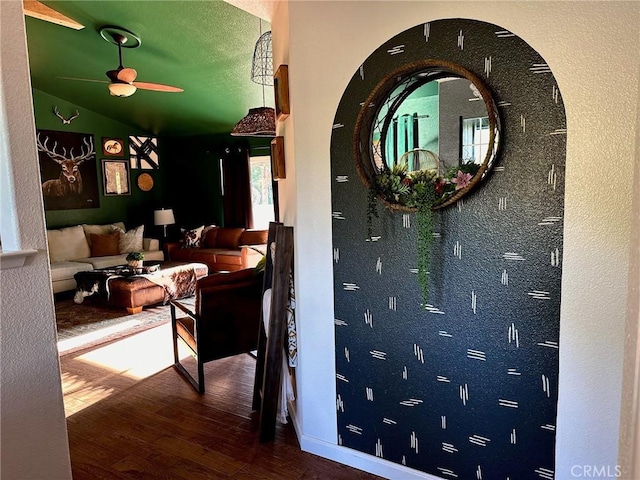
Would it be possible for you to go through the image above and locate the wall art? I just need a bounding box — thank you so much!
[274,65,290,121]
[129,135,159,169]
[102,137,125,157]
[270,136,286,180]
[137,172,154,192]
[102,159,130,196]
[36,129,100,210]
[331,19,566,479]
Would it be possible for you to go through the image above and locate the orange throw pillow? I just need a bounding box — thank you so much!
[90,232,120,257]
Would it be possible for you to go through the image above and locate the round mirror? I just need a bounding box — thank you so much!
[354,60,500,210]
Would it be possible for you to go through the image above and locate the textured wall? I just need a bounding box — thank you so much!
[331,19,565,478]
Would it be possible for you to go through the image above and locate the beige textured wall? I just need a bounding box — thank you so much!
[277,1,640,478]
[0,1,72,478]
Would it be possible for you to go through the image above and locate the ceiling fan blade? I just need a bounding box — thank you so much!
[132,82,183,93]
[58,76,109,84]
[23,0,84,30]
[117,68,137,83]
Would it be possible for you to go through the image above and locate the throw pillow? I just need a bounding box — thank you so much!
[181,226,204,248]
[90,232,120,257]
[82,222,126,247]
[46,225,91,262]
[216,227,244,249]
[202,227,219,248]
[117,225,144,253]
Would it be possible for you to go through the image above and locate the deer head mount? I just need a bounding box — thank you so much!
[37,133,94,197]
[53,106,79,124]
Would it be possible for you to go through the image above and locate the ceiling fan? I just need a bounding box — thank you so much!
[60,26,184,98]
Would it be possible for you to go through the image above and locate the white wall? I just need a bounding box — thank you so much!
[275,1,640,478]
[0,1,72,478]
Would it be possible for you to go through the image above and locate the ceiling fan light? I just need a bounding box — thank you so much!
[108,83,137,97]
[231,107,276,137]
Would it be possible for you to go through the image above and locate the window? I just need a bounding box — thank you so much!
[250,156,274,229]
[461,116,490,163]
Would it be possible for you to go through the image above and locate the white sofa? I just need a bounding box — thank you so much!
[47,222,164,294]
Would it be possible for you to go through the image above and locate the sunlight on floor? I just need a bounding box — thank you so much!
[57,318,151,354]
[62,323,194,417]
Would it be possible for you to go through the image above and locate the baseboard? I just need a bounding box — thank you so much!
[287,404,437,480]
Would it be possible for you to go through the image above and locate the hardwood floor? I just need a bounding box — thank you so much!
[60,322,383,479]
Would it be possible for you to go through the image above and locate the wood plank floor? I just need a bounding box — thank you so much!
[60,322,384,479]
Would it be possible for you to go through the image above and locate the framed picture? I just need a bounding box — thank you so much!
[274,65,290,121]
[36,129,100,210]
[102,159,131,196]
[129,135,159,169]
[102,137,125,157]
[270,136,286,180]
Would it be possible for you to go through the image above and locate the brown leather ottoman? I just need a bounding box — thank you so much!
[106,262,208,314]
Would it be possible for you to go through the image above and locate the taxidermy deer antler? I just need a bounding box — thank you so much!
[53,106,80,124]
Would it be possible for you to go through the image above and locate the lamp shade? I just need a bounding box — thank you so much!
[108,83,137,97]
[231,107,276,137]
[154,208,175,226]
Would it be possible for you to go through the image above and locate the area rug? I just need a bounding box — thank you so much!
[55,295,195,356]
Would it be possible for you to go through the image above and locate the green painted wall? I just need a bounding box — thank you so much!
[33,89,169,233]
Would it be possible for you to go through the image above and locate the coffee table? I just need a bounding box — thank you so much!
[74,261,208,314]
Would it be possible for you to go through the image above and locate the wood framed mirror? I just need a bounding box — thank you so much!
[354,59,501,211]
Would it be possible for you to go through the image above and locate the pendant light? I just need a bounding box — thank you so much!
[231,20,275,137]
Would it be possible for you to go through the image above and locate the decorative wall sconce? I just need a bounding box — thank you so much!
[270,136,286,180]
[274,65,290,121]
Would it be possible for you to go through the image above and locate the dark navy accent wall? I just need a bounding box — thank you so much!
[331,19,565,479]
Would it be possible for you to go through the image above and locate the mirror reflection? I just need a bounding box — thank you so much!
[372,76,490,175]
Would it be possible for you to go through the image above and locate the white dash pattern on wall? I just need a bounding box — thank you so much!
[471,290,477,314]
[333,248,339,263]
[547,164,557,190]
[510,428,517,444]
[346,424,363,435]
[335,175,349,183]
[467,349,486,361]
[402,214,411,228]
[425,304,445,314]
[457,198,464,211]
[411,431,419,453]
[344,347,350,362]
[388,296,397,311]
[549,128,567,136]
[538,340,559,349]
[442,442,459,454]
[507,368,521,376]
[343,282,359,291]
[541,424,556,431]
[424,23,430,42]
[376,257,382,275]
[538,216,562,226]
[402,366,408,380]
[370,350,387,361]
[336,373,349,383]
[551,247,561,267]
[495,29,515,38]
[552,84,560,103]
[400,398,423,407]
[337,394,344,412]
[454,241,462,259]
[387,44,405,55]
[438,467,459,478]
[359,65,364,80]
[332,211,345,220]
[530,63,552,74]
[334,318,348,326]
[366,235,381,242]
[520,114,526,133]
[375,438,383,458]
[366,387,374,401]
[503,252,525,261]
[508,323,520,348]
[413,344,425,363]
[439,330,453,338]
[501,269,509,286]
[459,383,469,406]
[528,290,551,300]
[364,309,373,327]
[484,56,492,77]
[437,375,451,383]
[499,398,519,409]
[457,30,464,49]
[476,465,483,480]
[441,415,447,429]
[469,435,491,447]
[535,467,555,480]
[332,123,345,130]
[542,374,551,398]
[499,197,507,211]
[383,417,397,425]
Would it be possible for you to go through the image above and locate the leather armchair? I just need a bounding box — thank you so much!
[170,268,264,393]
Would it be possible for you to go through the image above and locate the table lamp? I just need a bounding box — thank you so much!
[154,208,175,238]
